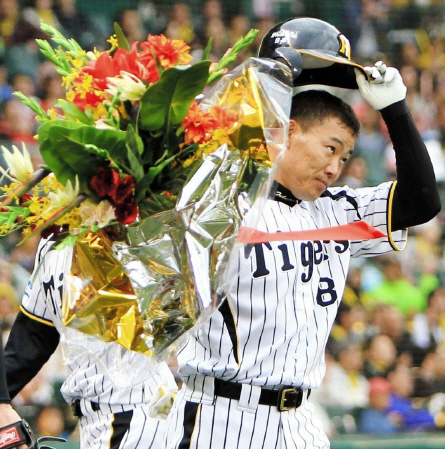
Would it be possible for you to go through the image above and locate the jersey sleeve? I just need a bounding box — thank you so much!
[20,238,57,325]
[343,181,408,257]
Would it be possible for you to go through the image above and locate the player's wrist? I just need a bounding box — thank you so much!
[380,99,410,122]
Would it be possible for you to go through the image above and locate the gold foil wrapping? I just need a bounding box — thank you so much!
[61,58,293,360]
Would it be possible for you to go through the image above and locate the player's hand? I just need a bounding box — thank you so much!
[0,405,30,449]
[148,383,176,420]
[354,62,407,110]
[0,403,22,428]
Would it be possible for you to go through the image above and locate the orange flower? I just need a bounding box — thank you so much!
[182,102,219,145]
[208,106,237,132]
[140,34,193,70]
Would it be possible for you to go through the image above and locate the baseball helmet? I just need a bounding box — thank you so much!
[258,17,368,89]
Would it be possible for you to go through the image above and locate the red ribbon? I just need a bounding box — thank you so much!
[236,220,387,244]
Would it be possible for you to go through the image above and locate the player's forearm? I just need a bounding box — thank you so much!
[4,311,60,399]
[381,99,441,230]
[0,333,11,404]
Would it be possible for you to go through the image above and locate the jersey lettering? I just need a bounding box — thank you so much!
[277,243,294,271]
[316,277,338,306]
[244,243,272,278]
[43,275,57,315]
[245,240,350,282]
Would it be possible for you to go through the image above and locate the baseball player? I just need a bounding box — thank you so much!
[163,18,441,449]
[4,238,178,449]
[1,332,32,449]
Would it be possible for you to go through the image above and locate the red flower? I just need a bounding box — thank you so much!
[71,84,106,110]
[111,175,136,204]
[19,194,32,204]
[114,196,139,225]
[82,52,122,91]
[89,167,120,198]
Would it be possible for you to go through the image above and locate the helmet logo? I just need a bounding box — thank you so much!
[338,34,351,60]
[270,29,299,45]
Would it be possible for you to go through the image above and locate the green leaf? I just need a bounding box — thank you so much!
[202,38,212,60]
[207,29,259,84]
[114,22,130,51]
[54,100,95,125]
[37,121,143,190]
[125,125,144,182]
[138,61,211,133]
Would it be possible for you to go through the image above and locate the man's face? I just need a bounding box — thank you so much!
[274,117,356,201]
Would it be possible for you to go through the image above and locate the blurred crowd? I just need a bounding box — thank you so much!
[1,0,445,442]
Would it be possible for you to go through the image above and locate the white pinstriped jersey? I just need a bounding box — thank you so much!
[177,181,407,395]
[21,238,177,409]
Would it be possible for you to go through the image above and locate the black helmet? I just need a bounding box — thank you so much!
[258,17,368,89]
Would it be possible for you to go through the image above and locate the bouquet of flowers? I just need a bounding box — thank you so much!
[0,22,259,241]
[0,22,294,361]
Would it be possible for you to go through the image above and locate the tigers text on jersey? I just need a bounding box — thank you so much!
[177,182,406,396]
[21,238,177,408]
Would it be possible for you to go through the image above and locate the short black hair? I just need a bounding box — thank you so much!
[290,90,360,137]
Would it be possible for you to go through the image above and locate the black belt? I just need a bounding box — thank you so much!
[71,399,100,417]
[214,378,310,412]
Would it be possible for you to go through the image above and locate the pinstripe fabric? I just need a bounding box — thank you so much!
[165,181,406,448]
[165,386,330,449]
[78,404,165,449]
[20,238,177,449]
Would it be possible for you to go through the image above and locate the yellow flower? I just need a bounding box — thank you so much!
[107,35,118,50]
[0,143,34,182]
[0,224,10,234]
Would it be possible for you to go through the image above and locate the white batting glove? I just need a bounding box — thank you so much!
[354,62,407,110]
[148,383,176,419]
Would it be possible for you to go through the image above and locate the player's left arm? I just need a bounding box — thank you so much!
[355,64,441,231]
[4,310,60,399]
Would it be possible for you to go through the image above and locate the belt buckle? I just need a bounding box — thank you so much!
[277,387,302,411]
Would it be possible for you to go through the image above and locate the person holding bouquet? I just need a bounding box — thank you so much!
[163,18,441,449]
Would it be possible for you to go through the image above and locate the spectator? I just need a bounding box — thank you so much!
[369,304,416,366]
[411,287,445,364]
[163,2,196,44]
[37,72,65,114]
[342,0,391,64]
[413,349,445,398]
[313,341,369,414]
[35,405,66,438]
[357,377,399,433]
[0,259,29,304]
[21,0,60,31]
[368,256,426,318]
[362,334,397,379]
[342,264,372,308]
[337,155,368,189]
[387,364,437,432]
[352,100,390,185]
[0,282,18,333]
[115,8,146,46]
[0,63,13,107]
[0,97,37,145]
[53,0,100,49]
[0,0,21,48]
[327,302,367,359]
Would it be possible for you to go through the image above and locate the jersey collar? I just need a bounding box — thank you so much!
[273,182,301,207]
